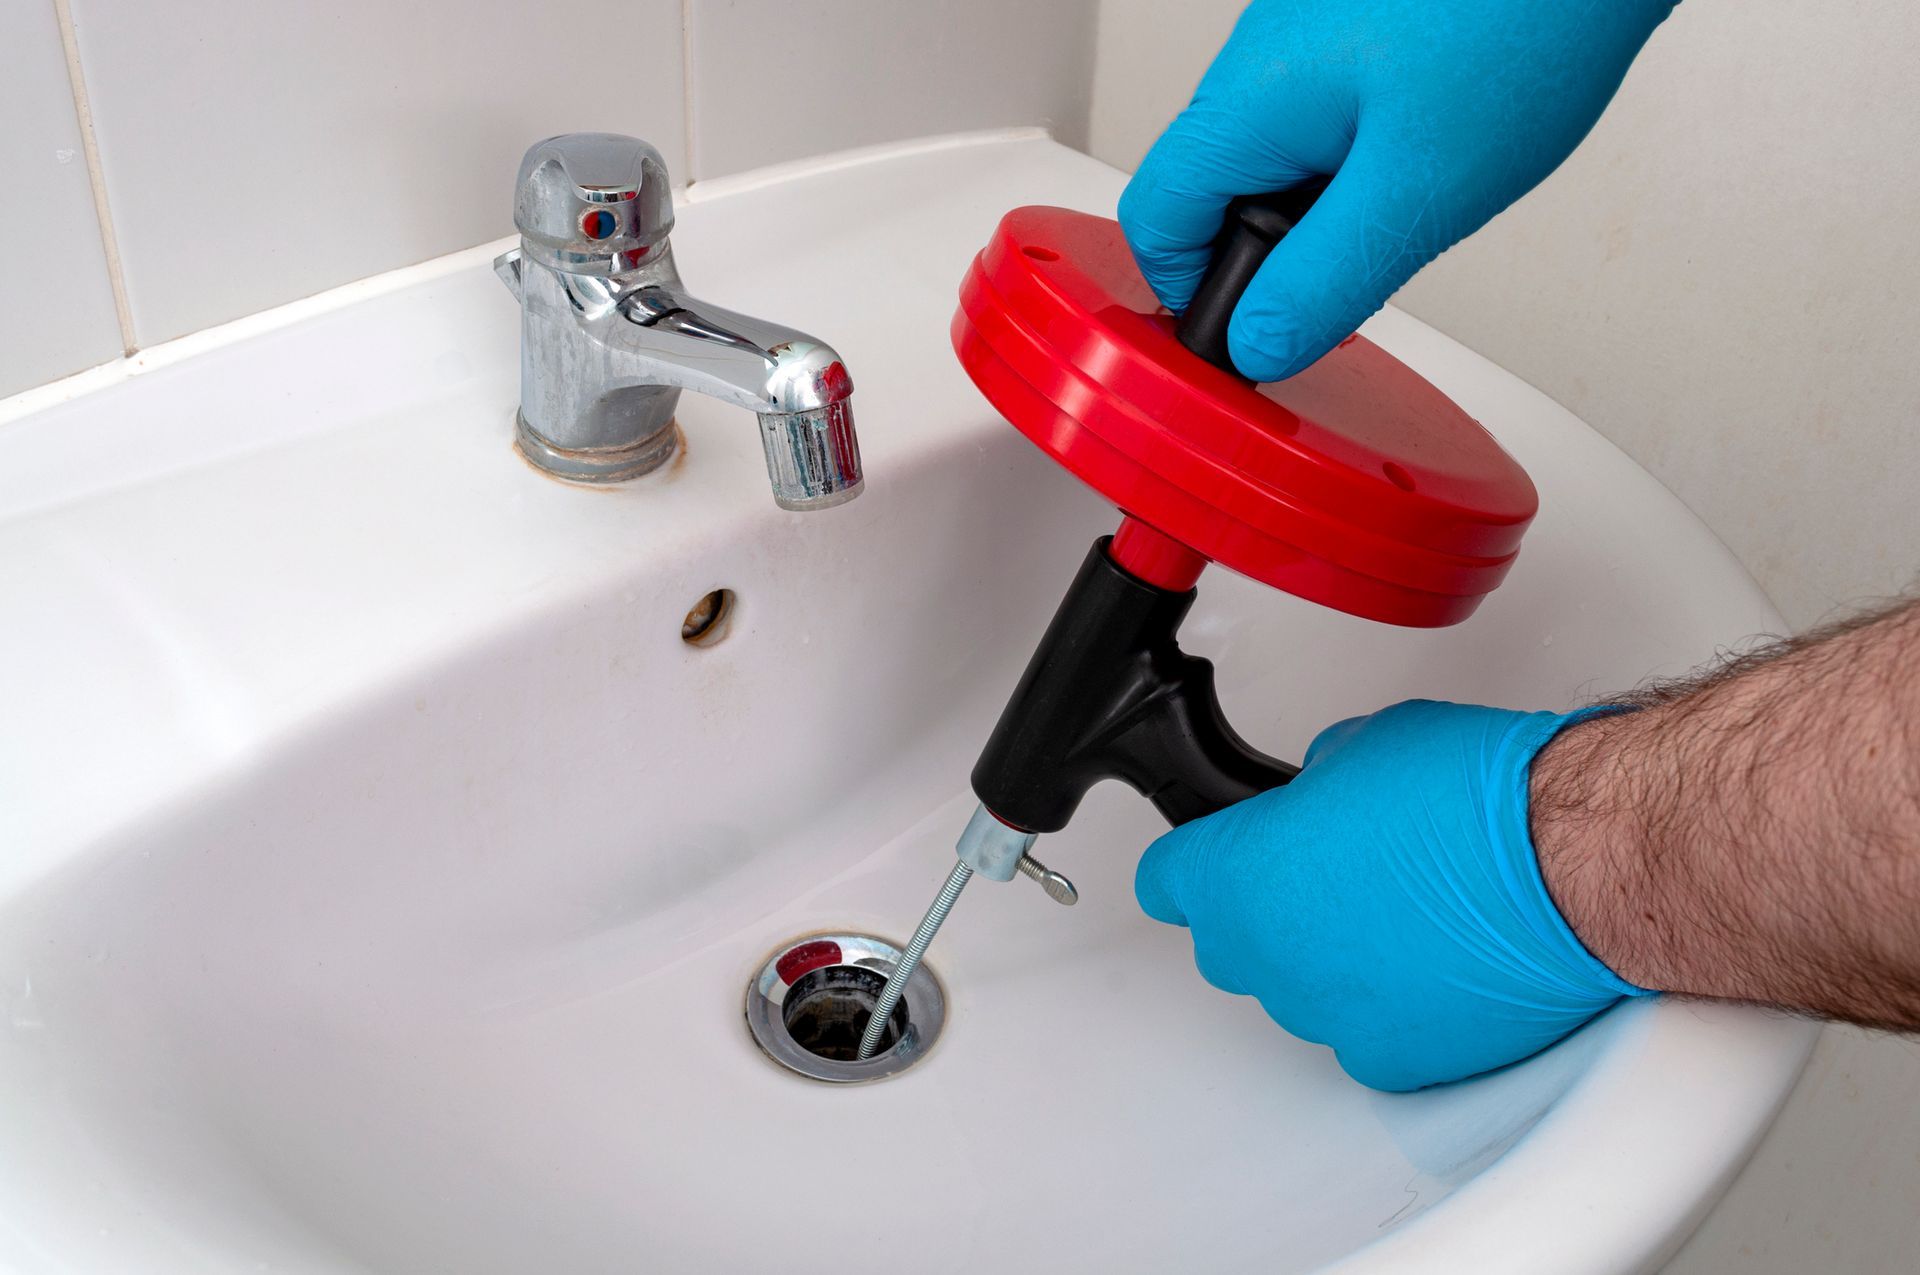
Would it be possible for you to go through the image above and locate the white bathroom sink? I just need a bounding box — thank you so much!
[0,133,1815,1274]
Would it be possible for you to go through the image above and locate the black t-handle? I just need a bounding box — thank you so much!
[1174,182,1328,375]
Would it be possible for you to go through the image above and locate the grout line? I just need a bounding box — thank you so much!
[52,0,137,356]
[0,236,517,427]
[679,0,698,180]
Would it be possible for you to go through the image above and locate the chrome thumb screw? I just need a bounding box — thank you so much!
[1017,853,1078,905]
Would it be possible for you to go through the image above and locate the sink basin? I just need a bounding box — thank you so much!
[0,133,1816,1274]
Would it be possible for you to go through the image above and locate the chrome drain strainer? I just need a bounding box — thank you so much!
[746,933,946,1083]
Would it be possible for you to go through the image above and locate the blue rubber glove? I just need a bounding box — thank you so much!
[1118,0,1680,381]
[1135,701,1651,1091]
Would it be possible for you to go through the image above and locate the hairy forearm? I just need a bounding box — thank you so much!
[1532,599,1920,1027]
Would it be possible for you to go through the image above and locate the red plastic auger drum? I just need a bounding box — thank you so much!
[951,197,1538,627]
[945,190,1545,842]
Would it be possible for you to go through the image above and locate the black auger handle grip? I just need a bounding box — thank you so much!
[1174,181,1328,375]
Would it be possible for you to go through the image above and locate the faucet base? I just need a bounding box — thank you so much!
[513,412,681,484]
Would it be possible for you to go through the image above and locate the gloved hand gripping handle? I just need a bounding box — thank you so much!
[1175,183,1328,371]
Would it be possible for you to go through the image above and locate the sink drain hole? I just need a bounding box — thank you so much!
[746,933,945,1084]
[782,965,906,1061]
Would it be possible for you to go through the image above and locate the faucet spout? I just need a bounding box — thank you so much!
[610,286,852,415]
[596,283,863,510]
[495,132,863,507]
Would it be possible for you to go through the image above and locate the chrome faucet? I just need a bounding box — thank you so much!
[494,133,862,507]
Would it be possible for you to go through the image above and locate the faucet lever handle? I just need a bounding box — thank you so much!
[513,132,674,276]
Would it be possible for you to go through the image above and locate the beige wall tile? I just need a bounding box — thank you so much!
[0,0,122,398]
[66,0,688,345]
[686,0,1095,181]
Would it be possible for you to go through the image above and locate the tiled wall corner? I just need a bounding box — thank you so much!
[0,1,122,400]
[683,0,1097,182]
[63,0,687,347]
[3,0,1104,399]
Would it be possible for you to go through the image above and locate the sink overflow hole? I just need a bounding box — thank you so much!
[682,588,736,646]
[782,966,906,1061]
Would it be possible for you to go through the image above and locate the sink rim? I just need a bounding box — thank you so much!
[0,130,1818,1275]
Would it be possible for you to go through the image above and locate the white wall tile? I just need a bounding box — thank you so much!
[0,0,122,399]
[685,0,1096,181]
[66,0,687,346]
[1087,0,1237,172]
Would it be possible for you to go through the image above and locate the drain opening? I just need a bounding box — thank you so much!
[782,965,907,1061]
[746,933,945,1084]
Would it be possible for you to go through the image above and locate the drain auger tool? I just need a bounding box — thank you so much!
[861,189,1541,1060]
